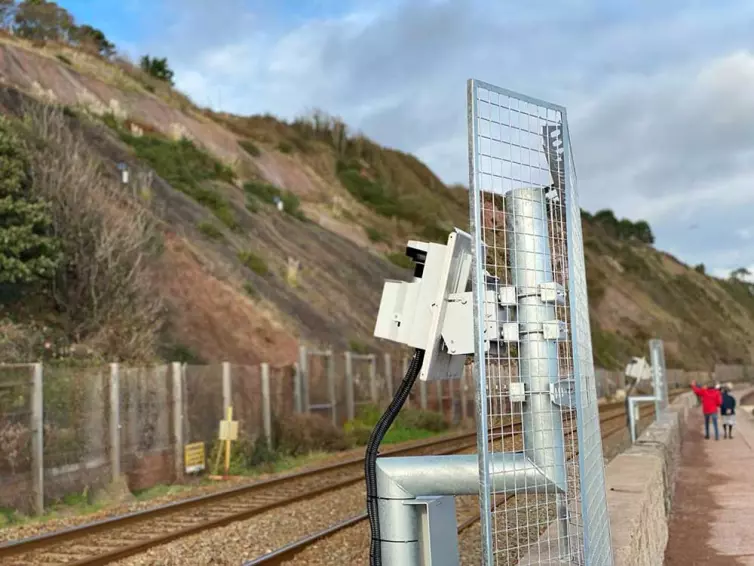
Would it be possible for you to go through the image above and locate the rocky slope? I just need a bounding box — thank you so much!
[0,34,752,370]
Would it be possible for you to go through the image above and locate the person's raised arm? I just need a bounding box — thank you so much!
[690,379,703,396]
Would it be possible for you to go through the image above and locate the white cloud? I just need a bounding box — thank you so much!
[130,0,754,273]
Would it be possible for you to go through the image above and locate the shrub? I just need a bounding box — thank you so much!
[365,226,386,243]
[198,221,223,240]
[344,404,449,446]
[348,339,369,354]
[55,54,72,65]
[139,55,174,85]
[22,103,162,361]
[242,281,258,299]
[244,181,305,220]
[237,249,268,275]
[386,252,414,270]
[239,139,261,157]
[0,118,61,286]
[276,413,349,456]
[277,140,293,154]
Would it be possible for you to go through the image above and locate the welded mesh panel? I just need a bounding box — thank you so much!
[307,351,335,422]
[183,364,223,446]
[230,364,264,442]
[0,365,34,512]
[649,339,669,413]
[43,365,110,502]
[351,354,377,414]
[468,79,613,565]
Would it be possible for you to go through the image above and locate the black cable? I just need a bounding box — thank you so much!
[365,348,424,566]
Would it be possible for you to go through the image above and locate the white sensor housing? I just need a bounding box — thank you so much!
[374,229,476,381]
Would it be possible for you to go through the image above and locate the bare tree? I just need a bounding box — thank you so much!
[21,103,164,361]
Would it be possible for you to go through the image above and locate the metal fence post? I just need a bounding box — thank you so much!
[384,353,393,401]
[369,354,378,405]
[327,350,337,426]
[109,362,121,482]
[260,363,272,449]
[222,361,232,414]
[345,351,355,421]
[460,367,468,422]
[171,362,184,481]
[298,345,310,413]
[30,363,44,516]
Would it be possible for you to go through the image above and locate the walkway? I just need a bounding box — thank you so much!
[665,395,754,565]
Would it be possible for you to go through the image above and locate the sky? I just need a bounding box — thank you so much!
[60,0,754,280]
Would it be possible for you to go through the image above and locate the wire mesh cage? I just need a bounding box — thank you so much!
[468,79,613,565]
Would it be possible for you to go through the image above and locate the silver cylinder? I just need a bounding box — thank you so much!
[506,187,569,555]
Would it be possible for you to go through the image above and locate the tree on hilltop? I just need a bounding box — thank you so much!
[140,55,174,85]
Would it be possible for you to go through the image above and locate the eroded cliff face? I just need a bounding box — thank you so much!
[1,35,752,369]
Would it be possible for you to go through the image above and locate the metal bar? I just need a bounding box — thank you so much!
[467,77,494,566]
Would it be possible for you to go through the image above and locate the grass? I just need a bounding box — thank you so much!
[243,181,306,221]
[198,221,223,241]
[238,249,269,276]
[365,226,386,243]
[239,139,261,157]
[343,404,449,446]
[116,132,238,228]
[243,281,258,299]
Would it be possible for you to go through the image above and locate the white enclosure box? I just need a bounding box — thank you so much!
[625,356,651,382]
[374,229,475,381]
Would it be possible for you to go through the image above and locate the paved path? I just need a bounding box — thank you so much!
[665,397,754,565]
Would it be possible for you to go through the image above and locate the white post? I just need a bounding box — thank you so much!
[345,351,355,421]
[327,351,337,426]
[384,353,394,401]
[298,345,310,413]
[420,380,428,410]
[30,363,44,516]
[109,363,121,482]
[293,362,302,413]
[171,362,184,481]
[369,354,378,405]
[222,361,232,414]
[261,363,272,449]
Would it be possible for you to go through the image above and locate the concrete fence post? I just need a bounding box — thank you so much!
[222,361,232,414]
[30,363,44,516]
[298,345,310,413]
[327,350,337,426]
[420,380,428,410]
[109,362,121,483]
[171,362,184,481]
[384,353,393,402]
[260,363,272,449]
[345,351,355,421]
[293,362,302,413]
[369,354,378,405]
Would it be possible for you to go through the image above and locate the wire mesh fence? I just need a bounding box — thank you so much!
[468,80,612,564]
[0,353,747,516]
[0,364,34,512]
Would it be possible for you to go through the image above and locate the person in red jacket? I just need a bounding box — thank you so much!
[691,380,722,440]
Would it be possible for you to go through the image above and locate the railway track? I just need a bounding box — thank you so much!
[0,395,676,566]
[244,393,682,566]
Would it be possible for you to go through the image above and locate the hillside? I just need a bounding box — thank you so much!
[0,20,753,370]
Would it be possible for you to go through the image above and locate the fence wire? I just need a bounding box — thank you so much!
[468,79,612,565]
[43,365,110,503]
[0,365,33,512]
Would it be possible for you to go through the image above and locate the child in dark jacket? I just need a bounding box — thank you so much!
[721,387,736,439]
